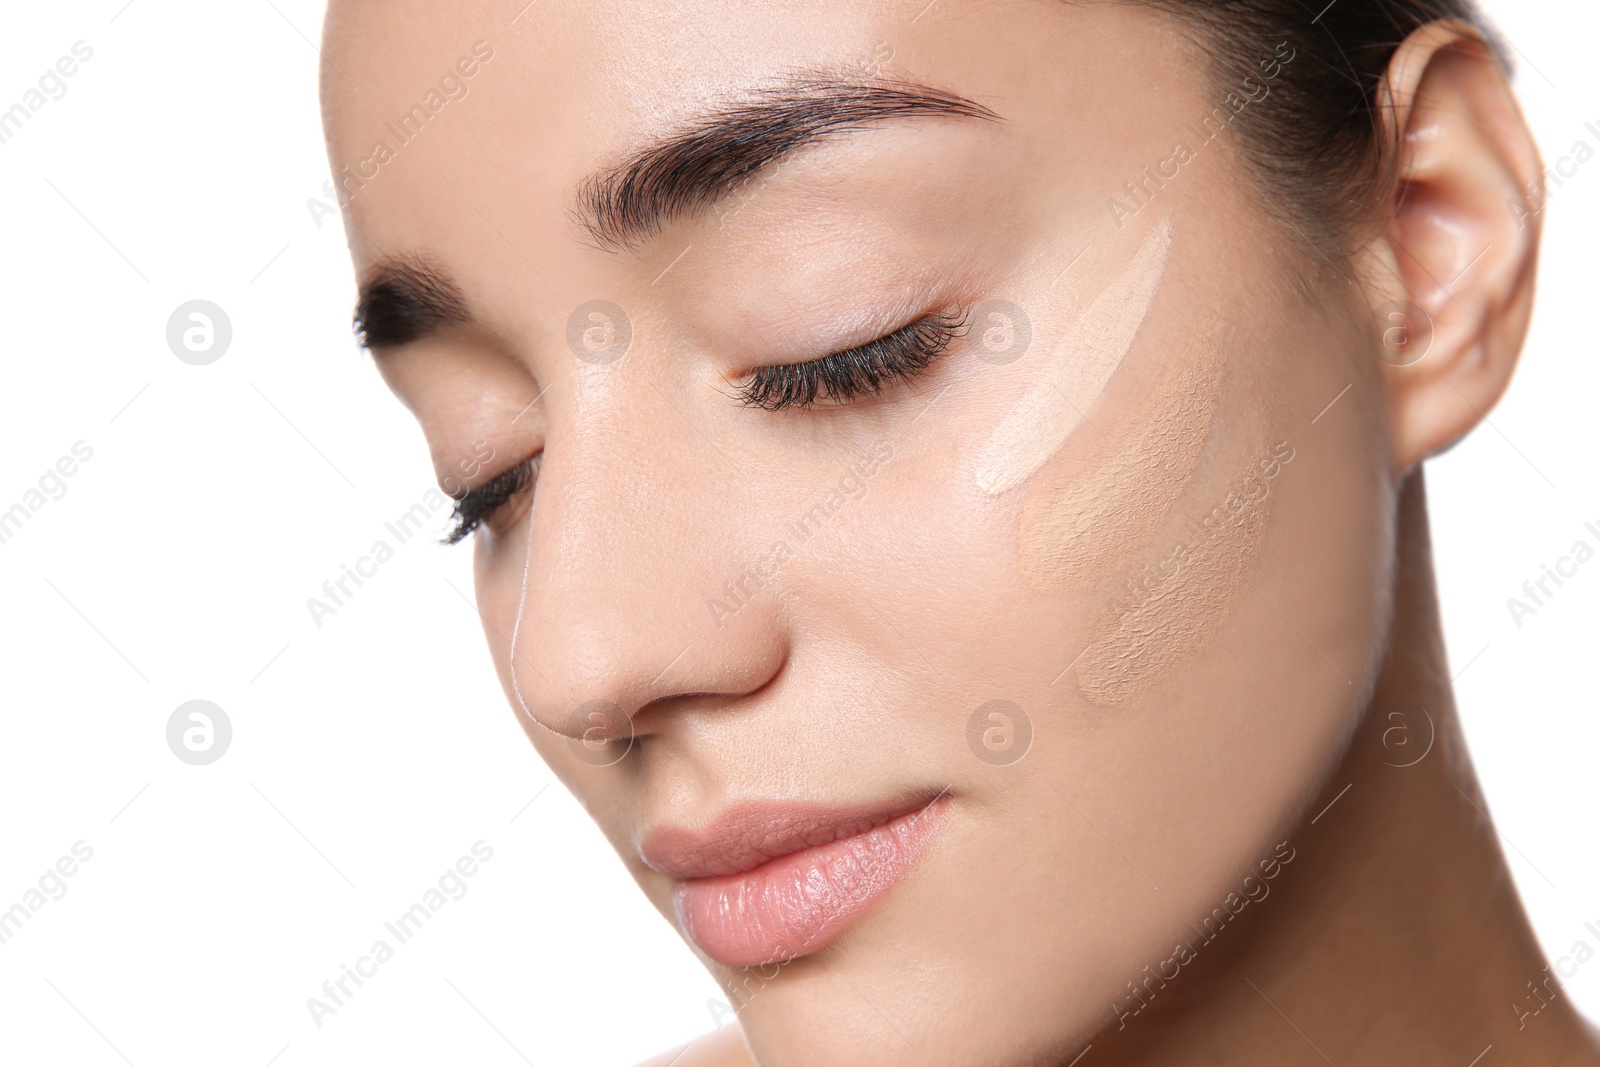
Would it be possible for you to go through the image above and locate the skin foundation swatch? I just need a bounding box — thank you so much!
[973,217,1174,496]
[1074,431,1296,706]
[1018,318,1225,591]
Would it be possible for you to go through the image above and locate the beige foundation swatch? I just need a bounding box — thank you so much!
[1075,436,1283,707]
[1018,321,1224,591]
[973,217,1174,496]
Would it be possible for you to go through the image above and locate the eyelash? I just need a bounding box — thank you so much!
[441,311,962,542]
[735,309,967,411]
[443,454,541,545]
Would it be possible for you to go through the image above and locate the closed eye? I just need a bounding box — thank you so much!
[442,454,540,544]
[734,309,967,412]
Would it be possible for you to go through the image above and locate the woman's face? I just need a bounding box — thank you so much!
[324,1,1400,1061]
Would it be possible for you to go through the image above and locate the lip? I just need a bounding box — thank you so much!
[641,792,951,968]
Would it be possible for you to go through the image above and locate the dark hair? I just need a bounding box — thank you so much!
[1115,0,1503,259]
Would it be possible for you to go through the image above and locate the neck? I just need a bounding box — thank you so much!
[1092,469,1600,1066]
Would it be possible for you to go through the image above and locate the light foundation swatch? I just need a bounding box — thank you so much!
[1074,434,1291,707]
[1018,321,1224,591]
[973,217,1173,496]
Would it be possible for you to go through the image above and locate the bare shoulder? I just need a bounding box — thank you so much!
[632,1024,757,1067]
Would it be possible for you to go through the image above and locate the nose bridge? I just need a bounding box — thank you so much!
[507,386,780,739]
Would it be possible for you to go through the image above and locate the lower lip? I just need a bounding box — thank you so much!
[673,798,950,969]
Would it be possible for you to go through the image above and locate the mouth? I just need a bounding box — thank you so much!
[641,791,952,969]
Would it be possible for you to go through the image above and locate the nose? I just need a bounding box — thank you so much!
[505,400,787,743]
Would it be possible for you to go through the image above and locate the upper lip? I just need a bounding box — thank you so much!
[639,791,942,881]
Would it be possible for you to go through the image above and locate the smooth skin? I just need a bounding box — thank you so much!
[321,2,1592,1064]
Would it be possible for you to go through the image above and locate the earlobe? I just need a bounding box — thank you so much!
[1360,22,1544,476]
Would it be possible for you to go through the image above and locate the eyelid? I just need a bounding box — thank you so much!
[442,453,541,544]
[735,308,967,411]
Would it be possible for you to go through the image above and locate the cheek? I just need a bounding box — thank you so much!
[1068,362,1274,706]
[1053,324,1390,984]
[804,284,1393,1021]
[1018,316,1225,611]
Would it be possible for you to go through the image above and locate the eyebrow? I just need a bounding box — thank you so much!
[353,73,1001,349]
[575,71,1002,249]
[353,254,469,350]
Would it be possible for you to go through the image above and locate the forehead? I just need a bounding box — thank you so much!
[319,1,1172,250]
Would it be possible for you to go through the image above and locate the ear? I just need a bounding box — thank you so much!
[1358,22,1544,476]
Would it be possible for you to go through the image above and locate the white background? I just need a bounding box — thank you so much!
[0,2,1594,1065]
